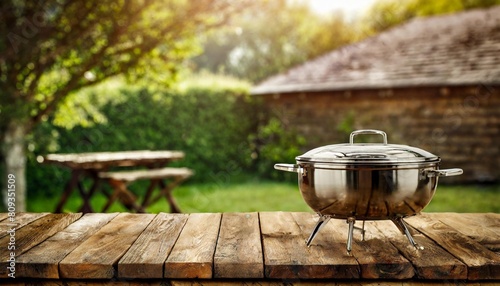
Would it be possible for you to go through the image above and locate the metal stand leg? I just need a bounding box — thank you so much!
[306,215,331,247]
[346,217,356,255]
[354,220,366,241]
[391,217,424,250]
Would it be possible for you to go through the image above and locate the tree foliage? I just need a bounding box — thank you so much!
[0,0,253,211]
[28,76,303,201]
[192,0,500,83]
[0,0,253,133]
[361,0,500,35]
[191,0,357,83]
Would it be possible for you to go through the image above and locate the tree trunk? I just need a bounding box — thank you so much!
[1,121,27,212]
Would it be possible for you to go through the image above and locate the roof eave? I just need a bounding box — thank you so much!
[251,79,500,95]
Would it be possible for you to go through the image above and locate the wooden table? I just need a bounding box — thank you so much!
[39,150,186,213]
[1,212,498,285]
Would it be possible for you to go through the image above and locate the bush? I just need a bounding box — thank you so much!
[27,75,305,199]
[250,117,306,182]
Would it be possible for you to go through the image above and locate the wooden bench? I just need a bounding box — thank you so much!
[98,167,193,213]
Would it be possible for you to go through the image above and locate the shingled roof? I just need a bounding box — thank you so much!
[252,6,500,95]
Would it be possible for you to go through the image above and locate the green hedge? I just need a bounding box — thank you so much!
[27,77,304,198]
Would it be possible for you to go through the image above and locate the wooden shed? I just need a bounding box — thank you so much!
[252,6,500,183]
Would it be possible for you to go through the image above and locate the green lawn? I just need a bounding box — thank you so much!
[28,179,499,213]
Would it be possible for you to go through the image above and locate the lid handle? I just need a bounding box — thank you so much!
[350,129,387,145]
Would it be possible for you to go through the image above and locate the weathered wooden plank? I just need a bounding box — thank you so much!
[16,213,118,278]
[99,167,193,182]
[59,213,155,279]
[42,150,185,170]
[370,219,467,280]
[2,212,498,283]
[342,282,500,286]
[429,212,500,252]
[326,219,415,279]
[4,280,500,285]
[0,212,49,238]
[164,213,222,279]
[171,281,286,286]
[214,212,264,278]
[406,214,500,280]
[0,213,10,222]
[0,213,82,278]
[118,213,188,279]
[10,281,164,285]
[260,212,359,279]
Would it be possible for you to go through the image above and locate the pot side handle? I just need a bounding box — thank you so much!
[274,163,300,173]
[427,168,463,177]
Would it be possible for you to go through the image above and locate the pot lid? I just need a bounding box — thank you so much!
[296,130,440,164]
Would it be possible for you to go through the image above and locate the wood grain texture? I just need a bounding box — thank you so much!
[0,212,499,283]
[14,281,500,286]
[260,212,359,279]
[99,167,193,182]
[4,280,500,286]
[0,213,8,222]
[167,279,498,286]
[370,219,467,280]
[14,280,165,285]
[431,212,500,252]
[171,281,299,286]
[406,214,500,280]
[118,213,188,278]
[0,212,49,238]
[328,219,415,279]
[214,212,264,278]
[164,213,222,279]
[59,213,155,279]
[42,150,185,170]
[0,213,82,278]
[16,213,118,278]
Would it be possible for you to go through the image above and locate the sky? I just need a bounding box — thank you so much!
[307,0,379,18]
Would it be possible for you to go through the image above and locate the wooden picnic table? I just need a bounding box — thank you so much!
[0,212,498,285]
[39,150,191,213]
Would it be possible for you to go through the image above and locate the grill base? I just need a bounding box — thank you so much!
[306,214,424,255]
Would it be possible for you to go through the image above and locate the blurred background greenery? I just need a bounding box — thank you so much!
[1,0,499,213]
[26,74,499,213]
[28,179,499,213]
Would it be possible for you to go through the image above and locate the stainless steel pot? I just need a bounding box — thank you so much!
[275,129,462,253]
